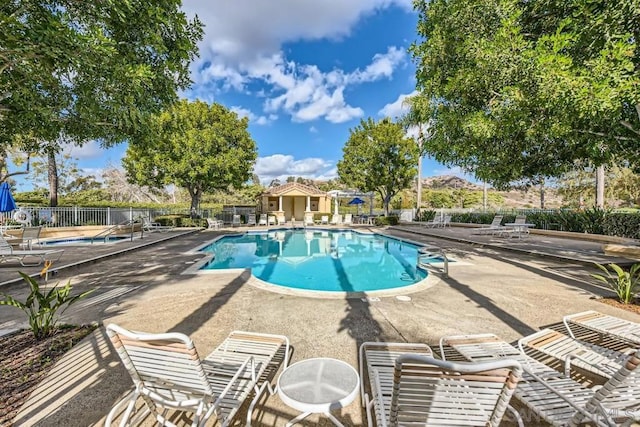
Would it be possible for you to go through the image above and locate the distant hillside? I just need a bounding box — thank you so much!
[421,175,482,190]
[419,175,563,208]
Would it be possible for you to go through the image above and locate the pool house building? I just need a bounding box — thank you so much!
[259,182,332,221]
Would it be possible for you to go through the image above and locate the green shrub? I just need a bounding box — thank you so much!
[0,273,94,339]
[591,263,640,304]
[375,215,399,226]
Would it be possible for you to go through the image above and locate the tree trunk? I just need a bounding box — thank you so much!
[596,165,605,208]
[188,186,201,218]
[47,149,58,207]
[482,181,487,211]
[539,179,545,209]
[416,154,423,213]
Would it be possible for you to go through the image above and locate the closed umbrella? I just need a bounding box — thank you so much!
[0,182,17,232]
[0,182,16,213]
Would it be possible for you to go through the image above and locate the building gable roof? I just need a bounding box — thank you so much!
[264,182,328,197]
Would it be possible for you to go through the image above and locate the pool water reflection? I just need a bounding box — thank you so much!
[200,229,427,292]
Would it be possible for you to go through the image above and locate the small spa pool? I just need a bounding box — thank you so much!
[39,236,131,246]
[199,229,435,292]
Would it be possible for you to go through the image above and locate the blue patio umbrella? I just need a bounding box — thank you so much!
[0,182,17,213]
[348,197,366,215]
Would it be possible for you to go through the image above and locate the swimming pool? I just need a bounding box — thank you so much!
[199,229,429,292]
[40,236,131,246]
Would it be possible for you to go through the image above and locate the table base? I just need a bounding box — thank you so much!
[286,411,345,427]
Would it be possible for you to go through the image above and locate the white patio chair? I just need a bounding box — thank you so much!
[471,214,504,235]
[359,341,522,427]
[206,218,223,230]
[0,234,63,267]
[276,213,286,225]
[142,217,172,232]
[320,215,329,225]
[441,333,640,426]
[564,310,640,346]
[343,213,353,225]
[518,328,631,380]
[258,214,268,226]
[232,214,241,227]
[15,226,42,249]
[105,324,290,427]
[304,213,314,226]
[268,215,276,226]
[330,214,342,225]
[498,214,529,238]
[247,214,256,226]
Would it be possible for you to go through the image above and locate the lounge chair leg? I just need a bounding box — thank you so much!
[286,411,311,426]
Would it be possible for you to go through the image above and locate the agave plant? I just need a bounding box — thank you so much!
[592,263,640,304]
[0,272,94,339]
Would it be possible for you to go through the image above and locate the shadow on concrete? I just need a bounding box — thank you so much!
[440,275,536,336]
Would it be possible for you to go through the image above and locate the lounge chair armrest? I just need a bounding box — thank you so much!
[522,366,615,426]
[211,355,256,409]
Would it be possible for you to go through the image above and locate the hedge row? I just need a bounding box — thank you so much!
[446,208,640,239]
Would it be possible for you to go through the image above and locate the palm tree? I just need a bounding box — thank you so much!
[399,94,434,214]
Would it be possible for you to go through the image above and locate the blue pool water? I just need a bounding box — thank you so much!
[200,229,428,292]
[40,236,130,246]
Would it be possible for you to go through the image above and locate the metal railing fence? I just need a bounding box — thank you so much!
[0,206,215,227]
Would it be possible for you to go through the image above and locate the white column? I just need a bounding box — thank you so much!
[334,197,339,215]
[279,196,283,211]
[306,196,310,211]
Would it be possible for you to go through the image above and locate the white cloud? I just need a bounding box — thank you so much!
[182,1,409,123]
[231,106,276,125]
[62,140,104,160]
[309,126,318,133]
[378,90,418,119]
[230,106,255,120]
[254,154,336,183]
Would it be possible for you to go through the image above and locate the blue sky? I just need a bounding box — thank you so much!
[16,0,465,191]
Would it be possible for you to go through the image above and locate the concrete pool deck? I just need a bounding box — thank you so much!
[3,225,640,426]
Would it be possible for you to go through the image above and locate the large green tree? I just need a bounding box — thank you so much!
[123,100,258,214]
[0,0,202,182]
[337,118,418,215]
[410,0,639,190]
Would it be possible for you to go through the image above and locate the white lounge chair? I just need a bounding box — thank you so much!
[206,218,223,230]
[518,328,631,380]
[105,324,290,427]
[0,234,63,267]
[330,214,342,225]
[471,214,504,235]
[498,215,529,238]
[268,215,276,226]
[276,213,286,226]
[232,214,241,227]
[12,226,42,249]
[441,333,640,426]
[423,215,442,228]
[258,214,268,226]
[343,213,353,225]
[142,217,172,232]
[320,215,329,225]
[247,214,256,226]
[304,213,314,226]
[564,310,640,346]
[359,341,522,427]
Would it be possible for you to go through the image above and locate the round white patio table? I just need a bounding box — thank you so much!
[277,357,360,427]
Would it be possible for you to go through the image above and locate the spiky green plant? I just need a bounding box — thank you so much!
[592,263,640,304]
[0,272,94,339]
